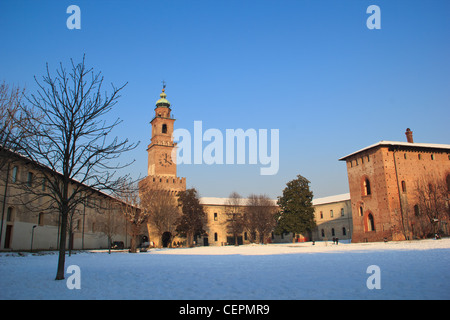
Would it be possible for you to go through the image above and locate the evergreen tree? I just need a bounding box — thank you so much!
[275,174,315,241]
[176,188,206,247]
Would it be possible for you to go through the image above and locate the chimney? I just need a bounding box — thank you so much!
[405,128,413,143]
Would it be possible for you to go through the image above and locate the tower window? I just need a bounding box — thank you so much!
[401,180,407,193]
[363,178,371,196]
[162,124,167,134]
[367,213,375,232]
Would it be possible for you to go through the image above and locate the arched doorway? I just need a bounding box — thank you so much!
[162,232,172,248]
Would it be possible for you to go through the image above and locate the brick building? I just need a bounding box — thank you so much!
[339,129,450,242]
[138,86,186,247]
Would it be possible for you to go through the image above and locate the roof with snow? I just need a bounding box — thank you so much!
[338,141,450,161]
[200,193,350,207]
[311,193,350,206]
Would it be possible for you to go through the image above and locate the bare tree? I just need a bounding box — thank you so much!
[0,82,34,248]
[116,180,148,253]
[141,187,180,248]
[17,56,139,280]
[245,194,278,244]
[225,192,245,246]
[95,196,125,254]
[412,176,449,238]
[0,81,28,166]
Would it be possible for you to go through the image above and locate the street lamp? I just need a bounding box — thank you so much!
[30,225,37,253]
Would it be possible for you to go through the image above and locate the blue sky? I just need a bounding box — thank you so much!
[1,0,449,199]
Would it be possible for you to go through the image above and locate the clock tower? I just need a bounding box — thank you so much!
[147,85,177,176]
[139,85,186,193]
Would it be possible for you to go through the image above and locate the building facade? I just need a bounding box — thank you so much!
[340,129,450,242]
[0,150,130,251]
[198,194,353,246]
[311,193,352,242]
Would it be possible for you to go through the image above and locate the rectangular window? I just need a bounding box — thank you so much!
[214,212,218,221]
[6,207,13,222]
[330,210,334,218]
[38,212,45,226]
[12,166,18,183]
[27,172,33,187]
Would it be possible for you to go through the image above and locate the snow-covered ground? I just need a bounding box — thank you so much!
[1,238,449,300]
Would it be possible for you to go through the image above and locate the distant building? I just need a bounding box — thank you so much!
[311,193,352,242]
[199,193,352,246]
[339,129,450,242]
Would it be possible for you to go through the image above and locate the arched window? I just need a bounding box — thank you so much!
[321,229,325,237]
[363,178,371,196]
[367,213,375,232]
[162,124,167,134]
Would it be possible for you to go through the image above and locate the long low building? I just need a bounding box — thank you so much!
[198,193,352,246]
[0,149,132,251]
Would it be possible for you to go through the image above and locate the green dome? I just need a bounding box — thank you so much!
[156,90,170,107]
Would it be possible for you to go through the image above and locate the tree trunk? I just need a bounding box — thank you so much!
[55,212,68,280]
[130,235,138,253]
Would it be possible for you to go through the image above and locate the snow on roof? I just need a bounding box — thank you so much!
[339,141,450,161]
[199,197,278,206]
[200,193,350,207]
[312,193,350,206]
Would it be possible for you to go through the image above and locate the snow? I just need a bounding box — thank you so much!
[200,193,351,206]
[312,193,350,206]
[1,238,450,300]
[338,140,450,160]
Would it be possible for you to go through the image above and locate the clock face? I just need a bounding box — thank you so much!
[159,152,173,167]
